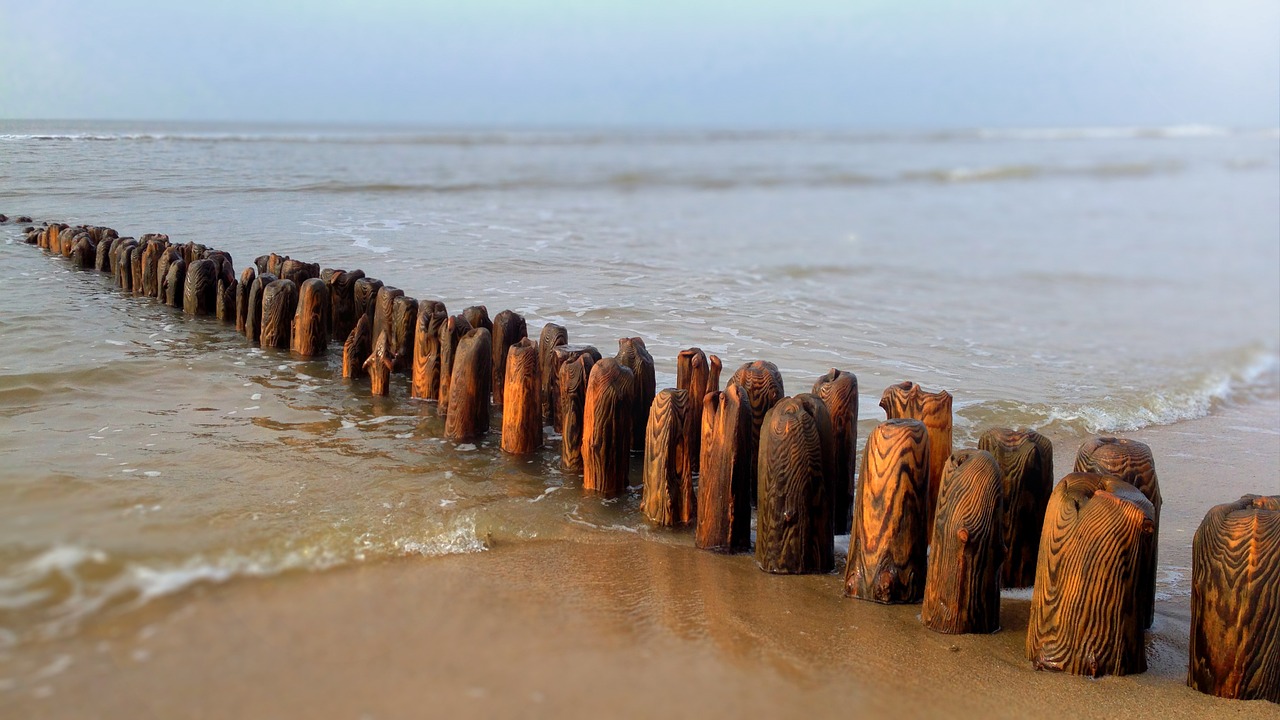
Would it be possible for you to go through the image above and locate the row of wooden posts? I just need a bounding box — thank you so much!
[14,216,1278,703]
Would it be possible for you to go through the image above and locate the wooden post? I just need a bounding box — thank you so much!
[437,314,473,413]
[154,246,175,300]
[728,360,785,506]
[551,345,602,432]
[410,301,447,400]
[215,275,237,324]
[235,267,256,333]
[140,240,164,296]
[695,385,753,552]
[444,328,492,441]
[130,240,146,294]
[845,418,930,603]
[922,450,1004,634]
[1188,494,1279,702]
[328,269,364,342]
[291,277,329,357]
[615,337,656,454]
[183,259,217,316]
[1074,437,1161,629]
[538,323,568,426]
[70,235,96,269]
[813,368,859,535]
[352,277,382,326]
[1027,472,1153,677]
[979,428,1053,588]
[162,256,186,308]
[558,355,595,471]
[676,348,718,474]
[463,305,492,335]
[343,315,371,379]
[500,338,542,454]
[363,329,395,396]
[582,358,635,497]
[756,395,835,574]
[879,381,953,534]
[390,295,417,373]
[94,235,115,272]
[114,241,137,292]
[641,388,694,527]
[259,279,298,350]
[372,286,403,349]
[280,258,318,287]
[491,310,528,407]
[244,273,277,344]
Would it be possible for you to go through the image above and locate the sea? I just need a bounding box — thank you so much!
[0,120,1277,658]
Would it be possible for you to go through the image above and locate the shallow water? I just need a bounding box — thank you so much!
[0,121,1277,652]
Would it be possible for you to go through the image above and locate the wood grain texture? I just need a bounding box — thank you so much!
[1074,436,1162,629]
[756,395,835,574]
[279,258,318,288]
[372,286,403,356]
[93,235,115,272]
[244,273,277,344]
[352,277,383,327]
[235,267,256,334]
[1188,494,1279,702]
[363,329,395,397]
[537,323,568,426]
[411,300,447,400]
[154,246,176,300]
[140,240,164,296]
[113,240,136,292]
[641,388,695,527]
[343,314,371,379]
[695,385,753,552]
[615,337,656,454]
[215,276,238,324]
[291,277,330,357]
[70,235,96,269]
[728,360,785,507]
[162,256,186,308]
[130,241,146,294]
[500,338,542,454]
[557,355,595,472]
[390,295,417,373]
[879,381,953,535]
[550,345,602,432]
[444,328,493,441]
[582,358,636,497]
[978,428,1053,589]
[437,314,473,413]
[676,348,715,475]
[922,449,1005,634]
[491,310,528,407]
[845,418,930,604]
[462,305,492,335]
[1026,472,1154,677]
[813,368,859,535]
[327,269,364,343]
[182,259,217,316]
[259,279,298,350]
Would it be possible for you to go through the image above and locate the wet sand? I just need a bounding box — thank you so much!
[2,400,1277,719]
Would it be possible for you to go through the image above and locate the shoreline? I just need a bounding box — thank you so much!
[2,398,1276,718]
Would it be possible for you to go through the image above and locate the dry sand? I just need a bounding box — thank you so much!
[2,400,1277,719]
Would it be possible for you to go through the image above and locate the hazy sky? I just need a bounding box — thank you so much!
[2,0,1277,127]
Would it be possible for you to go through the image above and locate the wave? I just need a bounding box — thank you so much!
[957,349,1279,438]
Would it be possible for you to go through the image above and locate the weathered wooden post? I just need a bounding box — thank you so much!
[582,358,635,497]
[343,315,371,379]
[411,300,447,400]
[641,388,695,527]
[615,337,656,454]
[1074,436,1161,629]
[94,235,116,272]
[558,354,595,471]
[922,449,1004,634]
[353,277,383,327]
[215,273,237,324]
[500,338,542,454]
[813,368,859,535]
[373,286,403,348]
[879,381,953,533]
[280,258,317,287]
[140,239,164,296]
[463,305,492,335]
[695,385,752,552]
[363,329,395,396]
[437,314,472,413]
[70,234,96,269]
[444,328,493,441]
[979,428,1053,588]
[538,323,568,426]
[491,310,527,407]
[756,395,835,574]
[845,418,930,603]
[154,246,176,300]
[390,295,417,372]
[259,279,298,350]
[182,259,217,316]
[1188,494,1279,702]
[244,273,277,344]
[114,240,138,292]
[291,278,330,357]
[235,267,256,333]
[676,348,720,474]
[1026,472,1154,677]
[728,360,785,505]
[551,345,602,431]
[328,269,364,342]
[162,256,186,308]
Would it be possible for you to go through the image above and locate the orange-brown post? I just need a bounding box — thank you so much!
[390,295,417,373]
[538,323,568,426]
[978,428,1053,589]
[491,309,528,407]
[558,355,595,471]
[500,338,542,454]
[328,269,364,343]
[551,345,602,432]
[756,395,835,574]
[343,315,371,379]
[676,348,714,474]
[813,368,859,535]
[244,273,277,344]
[879,381,952,534]
[615,337,655,453]
[695,385,752,552]
[582,358,636,497]
[922,450,1004,634]
[411,300,447,400]
[641,388,694,527]
[259,279,298,350]
[437,314,473,414]
[364,329,396,396]
[444,328,493,441]
[353,277,383,327]
[728,360,785,506]
[291,278,330,357]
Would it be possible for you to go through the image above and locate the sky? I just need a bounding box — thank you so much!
[1,0,1277,128]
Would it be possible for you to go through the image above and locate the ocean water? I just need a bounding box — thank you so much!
[0,120,1277,653]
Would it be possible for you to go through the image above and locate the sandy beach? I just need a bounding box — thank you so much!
[3,398,1275,719]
